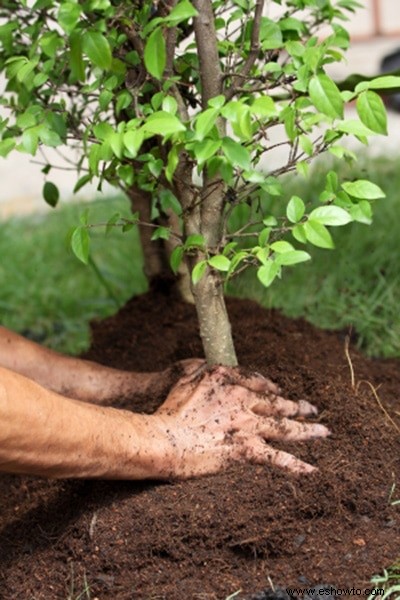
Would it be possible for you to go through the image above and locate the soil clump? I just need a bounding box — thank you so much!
[1,286,400,599]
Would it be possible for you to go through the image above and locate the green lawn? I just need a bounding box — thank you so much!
[1,153,400,357]
[0,196,147,354]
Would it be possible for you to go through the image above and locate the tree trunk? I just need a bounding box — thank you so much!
[127,186,167,280]
[186,0,238,366]
[127,185,194,303]
[192,266,238,366]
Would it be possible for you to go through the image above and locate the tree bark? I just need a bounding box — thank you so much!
[183,0,238,367]
[127,186,168,280]
[192,266,238,366]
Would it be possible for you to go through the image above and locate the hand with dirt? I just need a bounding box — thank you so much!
[153,365,330,478]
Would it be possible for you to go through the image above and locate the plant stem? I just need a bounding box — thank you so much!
[189,0,238,367]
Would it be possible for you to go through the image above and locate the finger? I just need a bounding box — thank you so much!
[212,366,281,395]
[240,437,317,474]
[172,361,208,388]
[250,372,281,395]
[257,418,330,442]
[251,396,318,418]
[179,359,207,377]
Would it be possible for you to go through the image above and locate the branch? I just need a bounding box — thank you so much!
[225,0,264,100]
[192,0,223,104]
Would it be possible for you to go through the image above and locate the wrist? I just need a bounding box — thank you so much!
[121,412,179,480]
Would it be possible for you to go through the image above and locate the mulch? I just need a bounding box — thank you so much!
[1,283,400,599]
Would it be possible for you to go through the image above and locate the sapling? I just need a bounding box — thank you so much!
[0,0,398,366]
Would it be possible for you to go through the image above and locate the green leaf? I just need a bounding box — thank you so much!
[192,139,221,165]
[21,127,40,155]
[309,205,352,226]
[356,91,387,135]
[42,181,59,207]
[185,234,205,248]
[304,220,334,249]
[39,31,63,58]
[82,31,112,70]
[109,131,124,158]
[208,255,231,272]
[192,260,207,285]
[16,60,36,83]
[341,180,385,200]
[117,165,134,186]
[159,189,181,215]
[292,223,307,244]
[258,227,271,246]
[275,250,311,266]
[39,127,62,147]
[296,161,309,178]
[5,57,28,80]
[58,2,82,34]
[165,0,198,24]
[208,95,226,109]
[69,32,85,82]
[0,138,16,157]
[336,119,374,137]
[166,145,180,182]
[170,246,185,274]
[260,176,283,196]
[257,261,279,288]
[286,196,305,223]
[162,96,178,114]
[144,28,166,80]
[93,123,113,143]
[71,226,90,264]
[151,226,170,241]
[124,129,144,157]
[250,96,277,118]
[260,18,283,50]
[143,112,185,136]
[256,247,269,266]
[270,241,294,253]
[73,174,92,194]
[299,134,313,156]
[355,75,400,93]
[195,108,219,140]
[105,212,121,236]
[99,89,113,110]
[349,200,372,225]
[88,144,101,176]
[263,216,278,227]
[33,73,49,87]
[122,222,135,233]
[309,74,344,119]
[222,137,251,171]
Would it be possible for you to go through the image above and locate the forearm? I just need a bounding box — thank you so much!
[0,326,152,403]
[0,366,170,479]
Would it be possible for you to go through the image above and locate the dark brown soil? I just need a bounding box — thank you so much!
[1,286,400,600]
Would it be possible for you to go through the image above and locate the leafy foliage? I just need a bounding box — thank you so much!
[0,0,398,295]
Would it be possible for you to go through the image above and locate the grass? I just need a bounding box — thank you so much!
[1,153,400,358]
[0,195,147,354]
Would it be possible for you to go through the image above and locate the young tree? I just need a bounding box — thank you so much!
[0,0,398,366]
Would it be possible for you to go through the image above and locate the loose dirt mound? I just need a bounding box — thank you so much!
[1,286,400,599]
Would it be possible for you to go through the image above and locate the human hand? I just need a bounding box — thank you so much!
[143,358,206,396]
[153,365,329,479]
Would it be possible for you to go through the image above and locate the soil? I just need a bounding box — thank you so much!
[1,284,400,600]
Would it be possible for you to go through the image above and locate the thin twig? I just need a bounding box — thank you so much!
[344,334,356,391]
[225,0,265,100]
[356,380,400,435]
